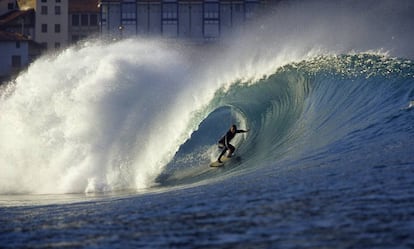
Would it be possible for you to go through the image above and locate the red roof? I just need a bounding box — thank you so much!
[0,9,34,27]
[69,0,100,12]
[0,30,28,41]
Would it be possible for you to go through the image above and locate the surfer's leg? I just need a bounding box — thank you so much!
[227,144,235,157]
[218,148,227,163]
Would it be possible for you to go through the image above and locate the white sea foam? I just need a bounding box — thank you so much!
[0,39,206,194]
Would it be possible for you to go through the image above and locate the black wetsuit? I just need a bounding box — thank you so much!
[217,129,247,162]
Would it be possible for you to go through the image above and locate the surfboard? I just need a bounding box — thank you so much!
[209,156,231,167]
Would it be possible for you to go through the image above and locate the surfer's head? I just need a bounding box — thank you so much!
[231,124,237,133]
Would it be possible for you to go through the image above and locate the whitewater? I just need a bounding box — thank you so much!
[1,0,414,248]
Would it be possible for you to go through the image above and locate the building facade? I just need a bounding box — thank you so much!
[35,0,68,50]
[0,31,29,79]
[0,8,36,39]
[0,0,18,16]
[0,0,100,82]
[69,0,100,43]
[0,1,42,81]
[99,0,266,42]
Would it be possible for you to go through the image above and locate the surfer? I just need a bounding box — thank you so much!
[217,124,249,163]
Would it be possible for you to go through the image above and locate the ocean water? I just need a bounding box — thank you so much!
[1,0,414,248]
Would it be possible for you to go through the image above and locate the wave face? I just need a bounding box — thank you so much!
[159,54,414,185]
[1,0,414,195]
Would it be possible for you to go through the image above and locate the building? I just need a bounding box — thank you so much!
[1,0,272,82]
[0,0,18,16]
[69,0,100,43]
[0,0,101,82]
[0,8,35,39]
[33,0,100,49]
[34,0,68,50]
[0,1,43,82]
[99,0,267,42]
[0,30,29,79]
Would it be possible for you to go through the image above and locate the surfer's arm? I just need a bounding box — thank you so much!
[236,129,249,133]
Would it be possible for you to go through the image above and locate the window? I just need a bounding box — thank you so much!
[16,41,20,48]
[55,24,61,33]
[204,20,219,38]
[12,56,22,68]
[90,14,98,26]
[55,42,60,49]
[204,2,219,19]
[56,0,61,2]
[162,2,178,37]
[100,5,108,27]
[41,6,48,15]
[121,2,136,32]
[41,24,48,33]
[81,14,88,26]
[162,3,177,19]
[245,2,259,21]
[235,4,241,12]
[122,3,136,20]
[203,2,219,38]
[55,6,61,15]
[162,20,178,37]
[72,14,79,26]
[8,3,14,10]
[41,0,47,3]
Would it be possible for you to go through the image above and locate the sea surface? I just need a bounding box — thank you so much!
[1,0,414,248]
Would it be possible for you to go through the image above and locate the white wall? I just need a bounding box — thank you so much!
[35,0,68,49]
